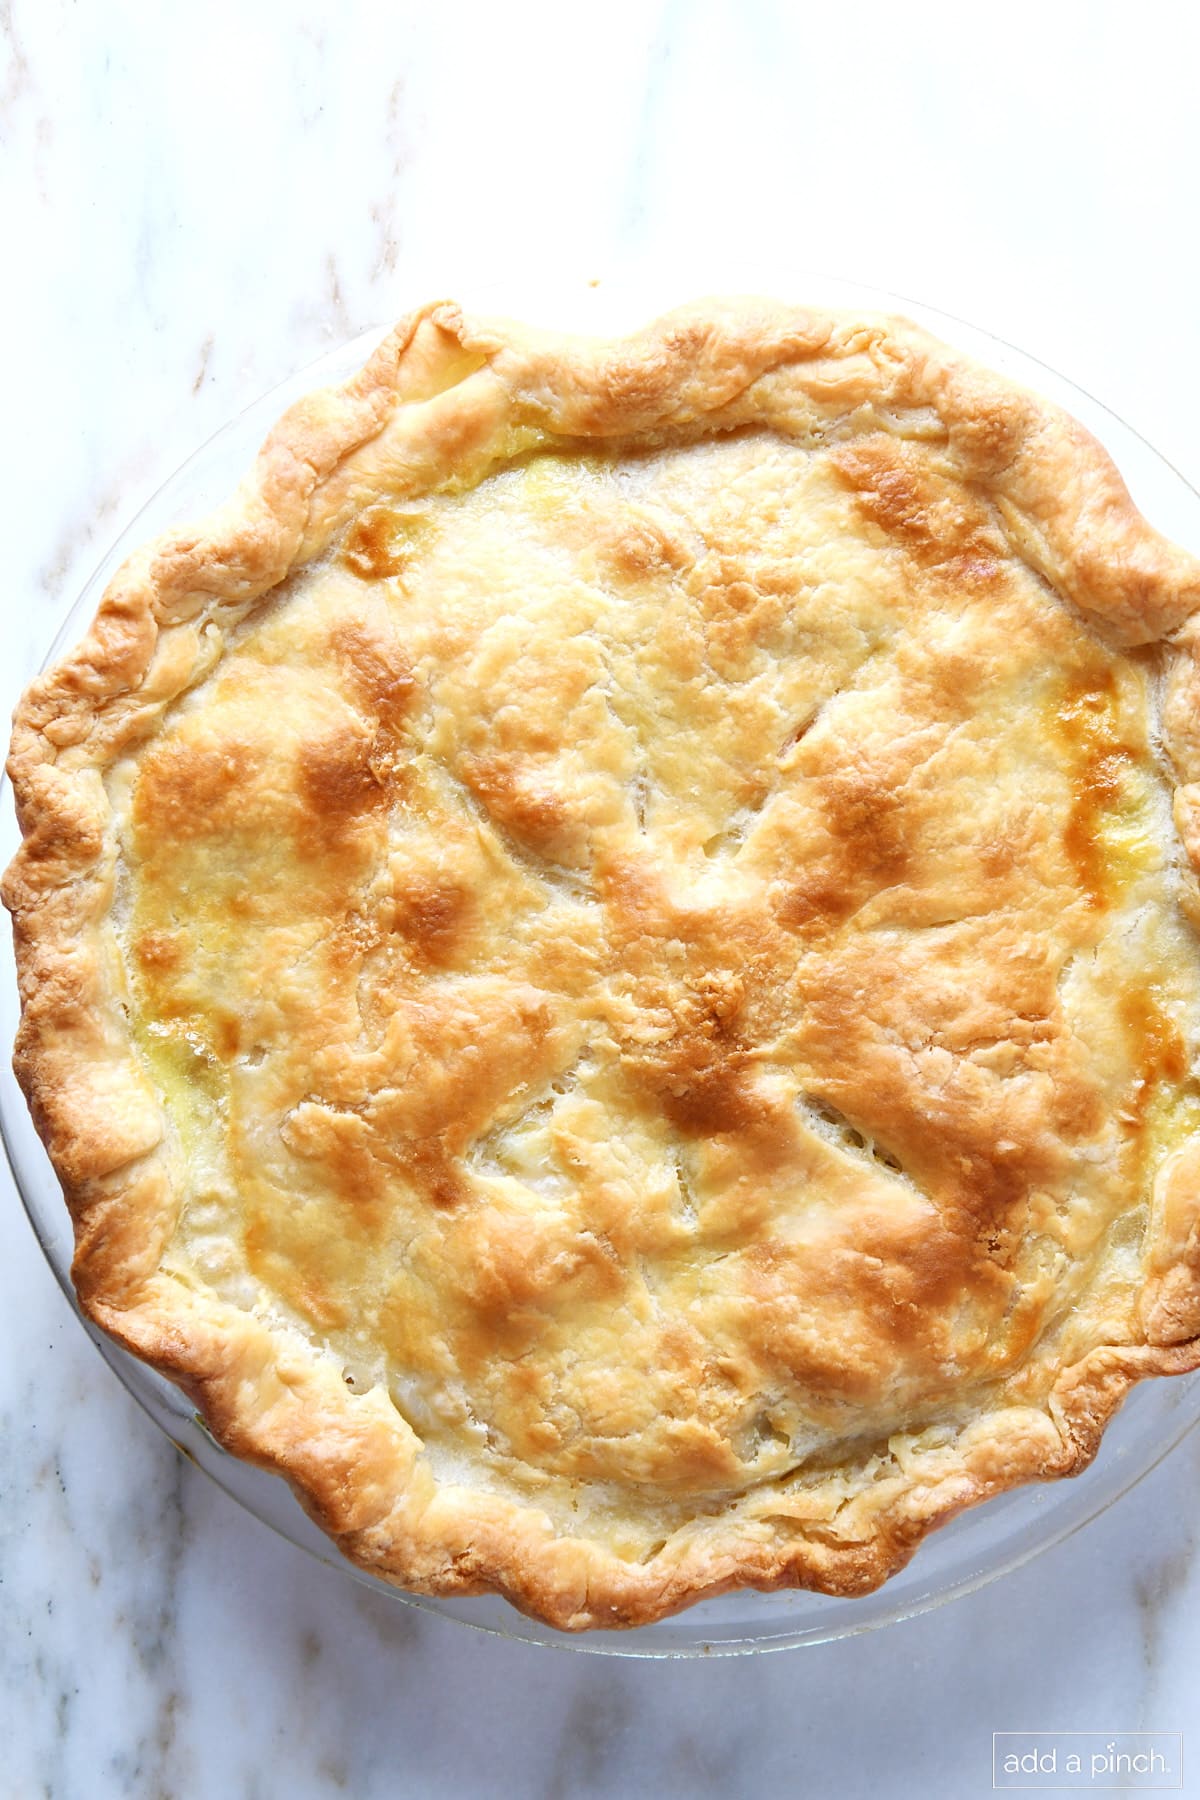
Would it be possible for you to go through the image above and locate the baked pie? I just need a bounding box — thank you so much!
[7,298,1200,1631]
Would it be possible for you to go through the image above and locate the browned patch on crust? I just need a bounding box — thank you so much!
[653,1051,756,1137]
[640,969,762,1139]
[242,1226,351,1331]
[327,620,415,730]
[607,889,776,1139]
[391,878,471,966]
[699,565,766,620]
[831,435,1005,581]
[942,1143,1034,1244]
[820,768,910,884]
[978,829,1025,881]
[594,861,751,1133]
[133,739,266,841]
[298,730,383,842]
[597,508,692,583]
[279,1098,470,1217]
[740,1126,1025,1394]
[774,771,911,940]
[399,1136,470,1208]
[565,318,715,431]
[1054,670,1137,910]
[775,878,854,933]
[1118,990,1187,1136]
[278,1103,388,1214]
[920,646,988,716]
[324,906,378,978]
[455,1214,622,1333]
[693,557,795,680]
[134,931,181,974]
[741,1241,897,1401]
[462,753,576,859]
[792,929,1068,1290]
[340,506,412,580]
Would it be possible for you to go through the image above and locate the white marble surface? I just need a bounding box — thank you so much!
[3,2,1200,1794]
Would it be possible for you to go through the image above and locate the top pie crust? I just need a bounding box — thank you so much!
[8,298,1200,1630]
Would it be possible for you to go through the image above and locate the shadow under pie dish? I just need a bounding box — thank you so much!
[6,298,1200,1634]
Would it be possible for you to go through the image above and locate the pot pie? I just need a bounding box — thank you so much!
[7,298,1200,1632]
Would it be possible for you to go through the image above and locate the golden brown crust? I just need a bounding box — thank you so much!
[7,296,1200,1631]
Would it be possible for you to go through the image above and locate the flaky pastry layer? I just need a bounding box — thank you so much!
[8,299,1200,1630]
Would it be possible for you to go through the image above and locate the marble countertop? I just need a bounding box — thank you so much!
[3,3,1199,1794]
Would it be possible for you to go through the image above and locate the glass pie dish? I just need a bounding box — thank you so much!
[4,272,1200,1656]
